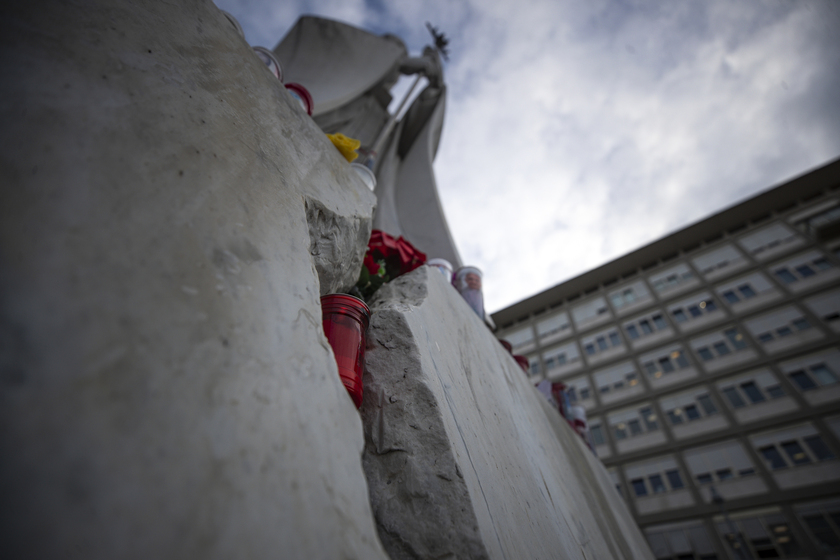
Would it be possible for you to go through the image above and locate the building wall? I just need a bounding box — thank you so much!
[494,160,840,560]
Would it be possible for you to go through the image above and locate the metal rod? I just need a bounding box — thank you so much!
[367,74,422,165]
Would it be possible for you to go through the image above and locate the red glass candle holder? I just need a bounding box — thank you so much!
[285,83,314,116]
[321,294,370,408]
[498,339,513,354]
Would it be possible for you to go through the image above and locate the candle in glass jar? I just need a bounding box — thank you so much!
[321,294,370,408]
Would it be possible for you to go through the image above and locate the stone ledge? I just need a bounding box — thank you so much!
[361,266,654,560]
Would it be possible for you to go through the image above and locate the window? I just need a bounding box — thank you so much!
[608,283,650,311]
[775,268,797,283]
[713,342,730,356]
[571,296,612,327]
[738,222,803,258]
[766,385,785,399]
[609,405,660,444]
[796,264,816,277]
[738,284,757,298]
[640,320,653,334]
[760,446,787,470]
[781,441,811,465]
[725,328,748,350]
[632,478,647,497]
[789,370,817,391]
[626,456,687,503]
[686,441,758,488]
[670,294,720,329]
[640,407,659,430]
[776,325,793,337]
[684,404,700,421]
[719,371,785,410]
[792,317,810,331]
[536,312,571,339]
[626,325,639,339]
[740,381,765,404]
[696,473,713,484]
[698,394,717,415]
[649,473,666,493]
[693,244,748,277]
[697,347,714,361]
[802,514,840,550]
[754,426,835,471]
[758,333,774,343]
[788,362,838,391]
[662,390,720,428]
[653,315,667,330]
[723,387,746,408]
[581,328,623,359]
[795,202,840,235]
[716,468,733,481]
[715,511,802,559]
[804,435,835,461]
[650,264,697,293]
[591,425,605,446]
[722,290,739,304]
[666,470,684,489]
[643,348,693,380]
[814,257,832,270]
[773,251,837,286]
[812,364,838,386]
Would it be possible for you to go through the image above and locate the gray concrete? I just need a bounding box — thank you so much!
[0,1,384,559]
[361,266,654,560]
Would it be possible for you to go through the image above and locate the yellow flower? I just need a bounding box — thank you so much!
[326,133,361,162]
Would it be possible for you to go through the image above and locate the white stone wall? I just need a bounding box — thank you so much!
[362,267,654,560]
[0,1,383,558]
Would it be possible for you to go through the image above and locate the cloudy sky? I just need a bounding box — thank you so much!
[216,0,840,313]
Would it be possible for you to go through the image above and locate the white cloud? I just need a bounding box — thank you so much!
[215,0,840,313]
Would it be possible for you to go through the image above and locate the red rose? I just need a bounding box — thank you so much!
[395,236,426,274]
[366,230,426,277]
[363,252,380,275]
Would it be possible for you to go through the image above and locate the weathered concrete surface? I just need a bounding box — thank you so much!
[0,1,383,559]
[361,267,654,560]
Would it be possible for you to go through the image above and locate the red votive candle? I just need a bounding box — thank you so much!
[513,354,530,373]
[321,294,370,408]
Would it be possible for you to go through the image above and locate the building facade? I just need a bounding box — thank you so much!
[493,159,840,560]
